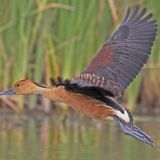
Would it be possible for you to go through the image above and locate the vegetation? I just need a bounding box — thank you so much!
[0,0,160,114]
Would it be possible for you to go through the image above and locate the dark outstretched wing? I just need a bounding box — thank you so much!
[70,6,157,97]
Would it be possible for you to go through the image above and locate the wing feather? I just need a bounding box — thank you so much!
[70,6,157,97]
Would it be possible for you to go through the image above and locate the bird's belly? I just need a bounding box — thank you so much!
[65,93,115,120]
[45,86,115,120]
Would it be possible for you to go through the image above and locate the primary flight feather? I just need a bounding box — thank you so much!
[70,6,157,97]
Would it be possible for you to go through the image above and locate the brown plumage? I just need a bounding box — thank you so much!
[0,80,115,119]
[44,86,115,119]
[0,6,158,146]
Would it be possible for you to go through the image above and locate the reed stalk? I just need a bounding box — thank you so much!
[0,0,159,113]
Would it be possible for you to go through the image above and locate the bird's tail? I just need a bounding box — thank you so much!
[113,112,154,146]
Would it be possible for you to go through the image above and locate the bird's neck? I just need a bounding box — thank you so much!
[42,86,71,103]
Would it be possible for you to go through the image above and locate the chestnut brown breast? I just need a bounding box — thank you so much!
[43,86,115,120]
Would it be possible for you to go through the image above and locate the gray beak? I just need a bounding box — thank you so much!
[0,88,16,95]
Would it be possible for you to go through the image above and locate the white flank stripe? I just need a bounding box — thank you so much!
[115,109,130,123]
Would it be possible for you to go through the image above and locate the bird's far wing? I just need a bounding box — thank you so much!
[70,6,157,97]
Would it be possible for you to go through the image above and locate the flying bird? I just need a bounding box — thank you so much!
[0,6,157,146]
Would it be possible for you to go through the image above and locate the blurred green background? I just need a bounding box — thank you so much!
[0,0,160,115]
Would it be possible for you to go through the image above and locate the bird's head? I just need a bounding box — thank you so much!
[0,80,46,95]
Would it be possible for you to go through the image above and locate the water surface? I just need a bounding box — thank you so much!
[0,114,159,160]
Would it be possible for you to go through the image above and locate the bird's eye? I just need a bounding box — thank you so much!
[16,84,20,87]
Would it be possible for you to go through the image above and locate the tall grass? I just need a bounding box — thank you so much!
[0,0,160,113]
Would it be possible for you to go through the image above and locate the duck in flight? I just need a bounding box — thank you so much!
[0,6,157,146]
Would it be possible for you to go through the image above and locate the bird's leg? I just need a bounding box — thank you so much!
[113,114,154,146]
